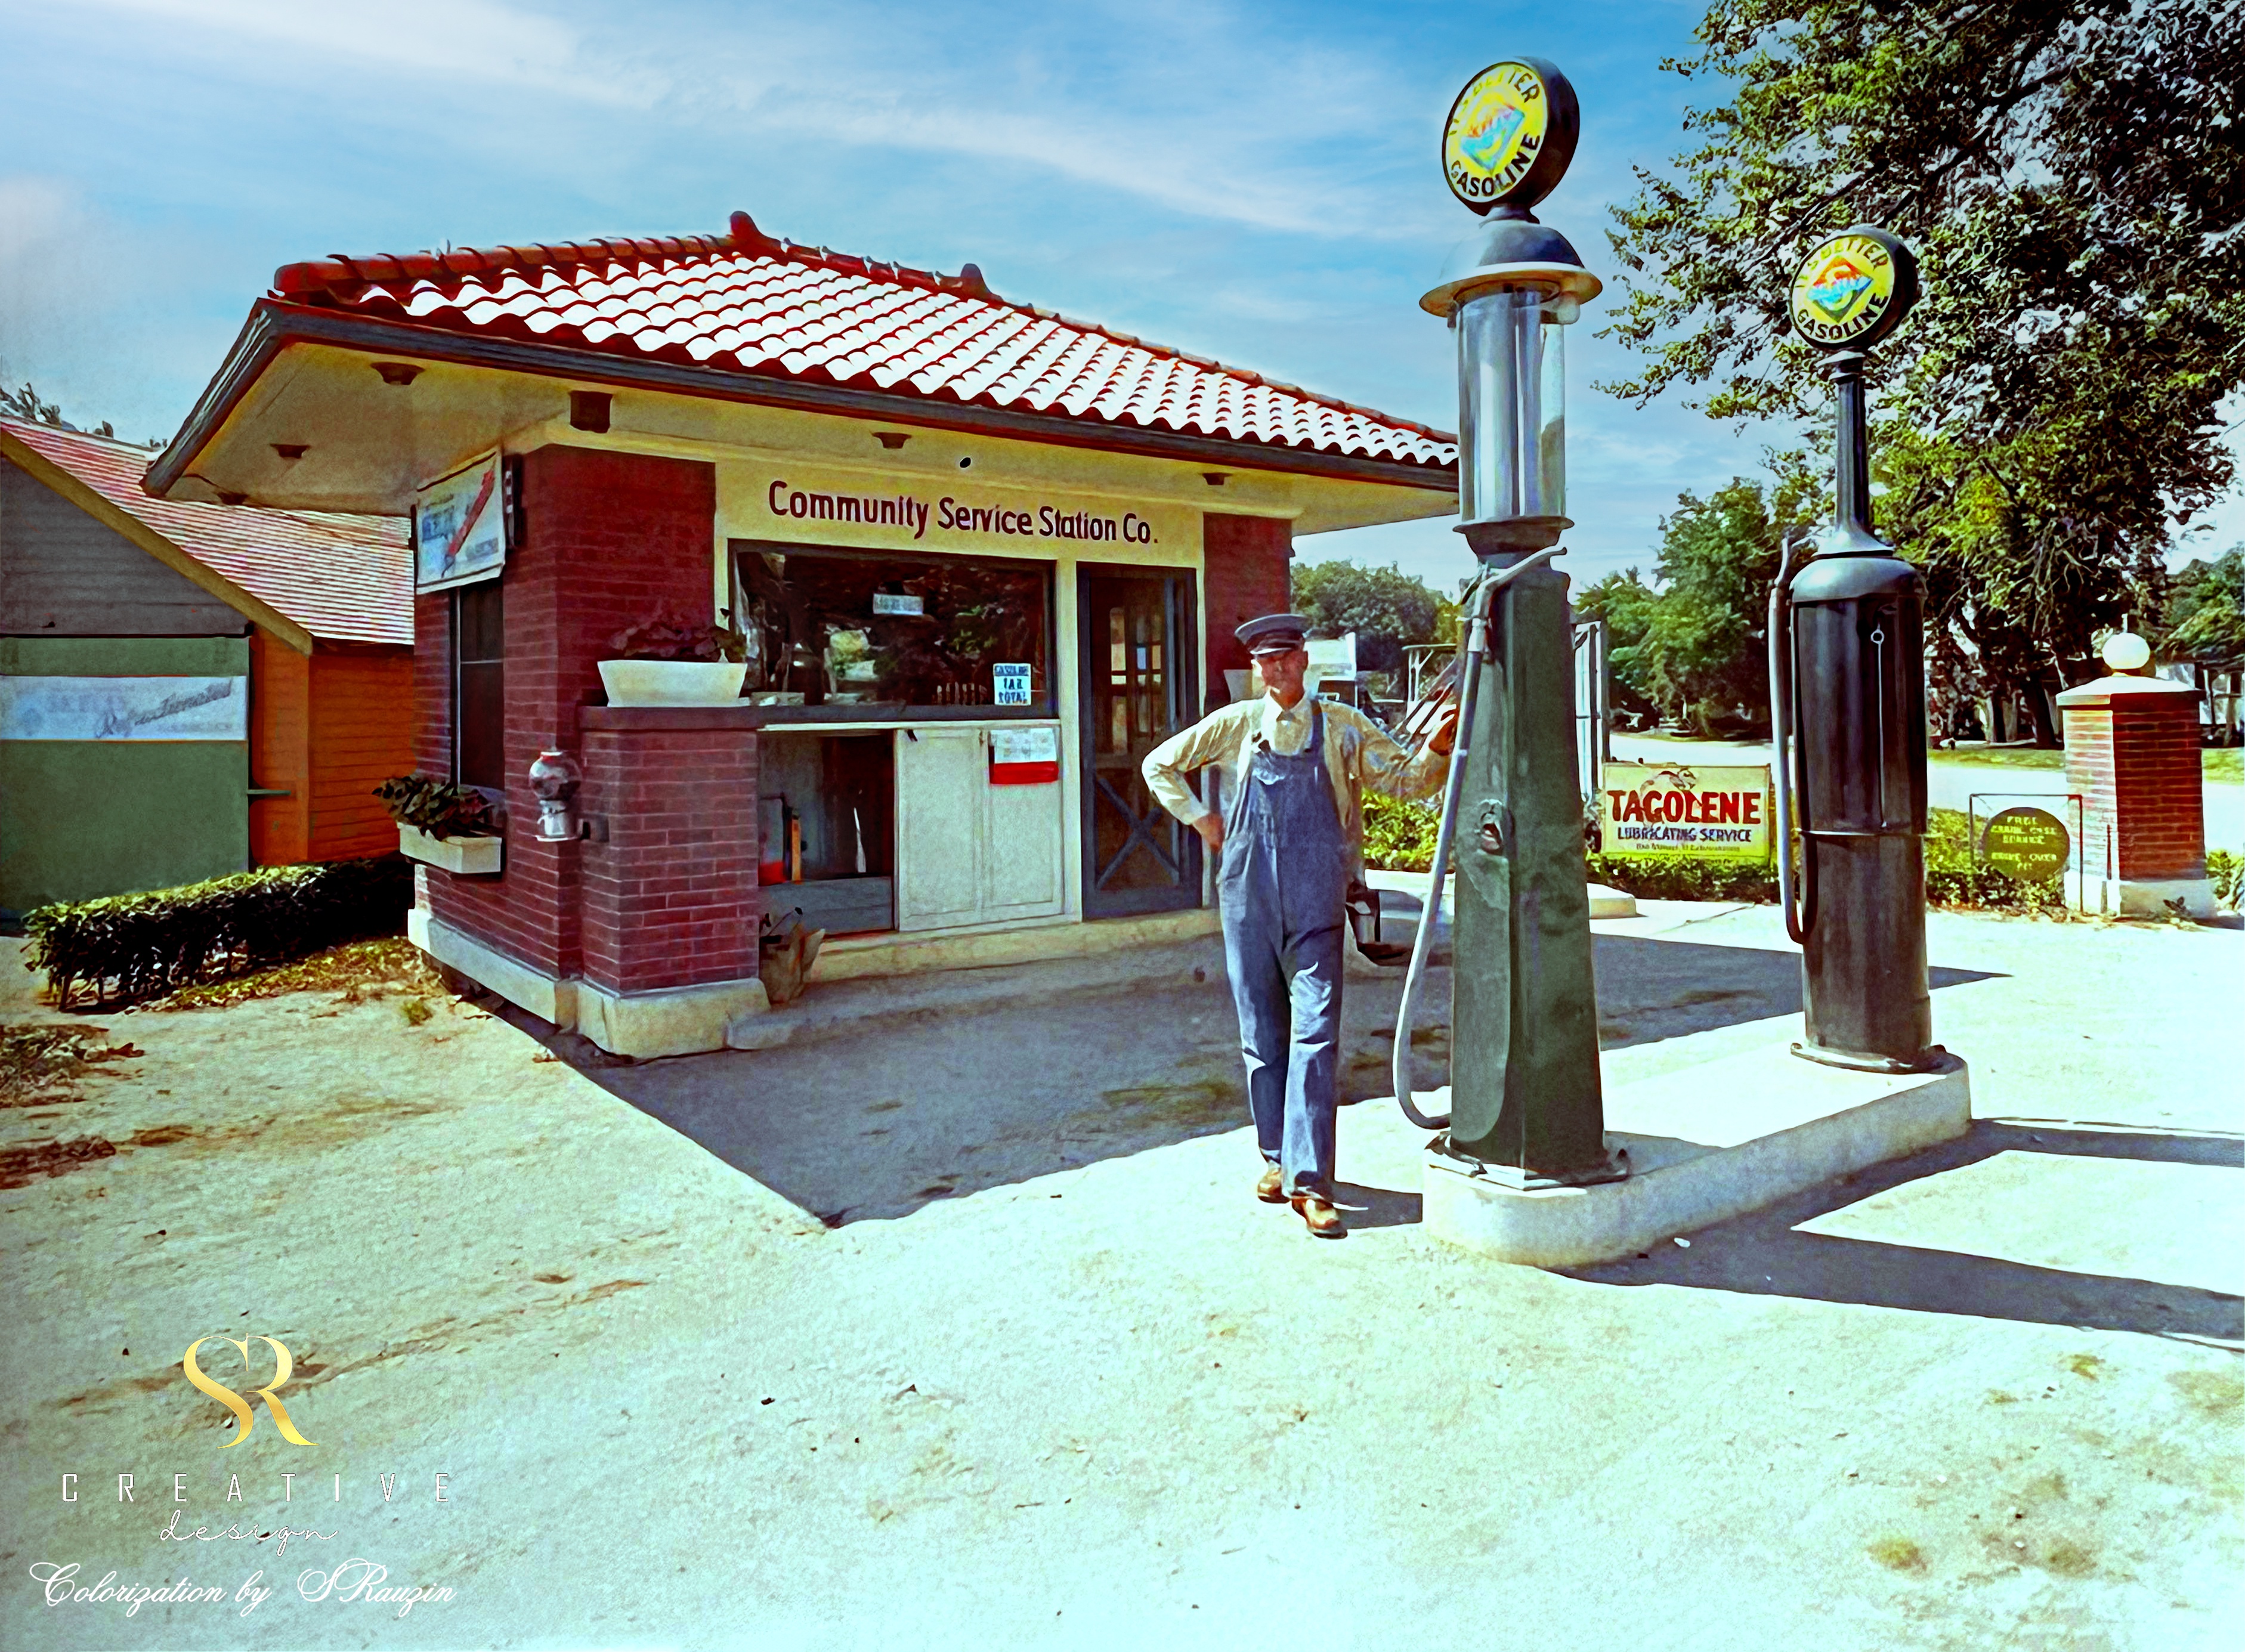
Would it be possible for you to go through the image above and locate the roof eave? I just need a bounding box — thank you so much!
[148,301,1459,505]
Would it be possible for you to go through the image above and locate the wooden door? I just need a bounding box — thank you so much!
[1078,568,1201,918]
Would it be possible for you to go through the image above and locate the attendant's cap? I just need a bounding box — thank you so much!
[1235,613,1312,656]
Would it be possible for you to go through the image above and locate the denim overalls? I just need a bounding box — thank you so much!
[1219,703,1346,1198]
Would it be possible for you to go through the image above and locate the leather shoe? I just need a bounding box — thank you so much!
[1256,1165,1286,1204]
[1291,1193,1346,1238]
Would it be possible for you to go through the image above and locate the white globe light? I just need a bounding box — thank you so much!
[2100,632,2151,673]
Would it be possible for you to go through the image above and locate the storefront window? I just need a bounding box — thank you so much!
[729,541,1052,717]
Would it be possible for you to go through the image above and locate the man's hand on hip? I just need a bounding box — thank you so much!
[1193,814,1225,855]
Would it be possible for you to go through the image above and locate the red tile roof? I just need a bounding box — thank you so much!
[270,212,1458,471]
[3,417,410,647]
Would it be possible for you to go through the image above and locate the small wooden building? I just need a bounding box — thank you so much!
[1,417,410,913]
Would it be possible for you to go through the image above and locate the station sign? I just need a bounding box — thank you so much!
[1599,762,1774,861]
[1441,58,1579,214]
[723,462,1199,562]
[1788,226,1919,351]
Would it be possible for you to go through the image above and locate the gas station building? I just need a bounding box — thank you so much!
[148,211,1458,1055]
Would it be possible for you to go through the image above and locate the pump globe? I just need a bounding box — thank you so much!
[2100,632,2152,674]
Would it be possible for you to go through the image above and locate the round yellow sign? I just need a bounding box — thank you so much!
[1788,228,1917,349]
[1443,61,1573,212]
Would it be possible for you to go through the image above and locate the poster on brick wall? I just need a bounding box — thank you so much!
[414,449,506,595]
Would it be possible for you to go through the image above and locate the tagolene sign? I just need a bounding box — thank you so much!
[1441,58,1579,213]
[1788,227,1919,350]
[1600,763,1774,861]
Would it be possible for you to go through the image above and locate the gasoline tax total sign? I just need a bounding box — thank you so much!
[1600,763,1773,861]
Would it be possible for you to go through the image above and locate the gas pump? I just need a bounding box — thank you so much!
[1768,227,1941,1072]
[1393,59,1619,1186]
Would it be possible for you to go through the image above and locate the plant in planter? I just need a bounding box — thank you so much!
[599,609,751,707]
[373,774,503,874]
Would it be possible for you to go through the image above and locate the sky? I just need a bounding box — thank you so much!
[3,0,2238,597]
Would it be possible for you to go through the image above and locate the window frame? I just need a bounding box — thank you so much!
[450,577,507,800]
[726,537,1061,725]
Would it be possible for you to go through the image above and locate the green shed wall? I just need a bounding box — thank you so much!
[1,636,251,912]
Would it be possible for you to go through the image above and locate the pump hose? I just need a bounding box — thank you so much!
[1392,546,1563,1133]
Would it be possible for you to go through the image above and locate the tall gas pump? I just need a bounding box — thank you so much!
[1394,60,1619,1186]
[1770,227,1942,1072]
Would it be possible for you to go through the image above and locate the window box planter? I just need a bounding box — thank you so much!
[398,823,504,875]
[598,660,748,707]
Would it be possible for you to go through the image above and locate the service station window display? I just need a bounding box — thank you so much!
[728,540,1053,717]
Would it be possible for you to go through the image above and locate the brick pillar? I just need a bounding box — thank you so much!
[1202,512,1292,704]
[413,444,729,1034]
[576,708,764,1054]
[2057,672,2213,917]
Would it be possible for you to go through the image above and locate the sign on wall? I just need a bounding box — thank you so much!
[990,725,1060,785]
[414,450,506,594]
[721,462,1201,563]
[1599,762,1773,860]
[0,676,247,741]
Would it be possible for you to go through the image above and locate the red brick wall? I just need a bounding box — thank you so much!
[2063,695,2206,880]
[580,722,759,994]
[1202,512,1292,682]
[419,444,720,987]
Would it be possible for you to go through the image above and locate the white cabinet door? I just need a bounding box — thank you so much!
[894,729,984,931]
[984,768,1065,918]
[893,725,1068,932]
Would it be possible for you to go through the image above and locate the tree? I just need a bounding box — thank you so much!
[1575,476,1815,733]
[1604,1,2245,726]
[1290,561,1445,672]
[2161,549,2245,669]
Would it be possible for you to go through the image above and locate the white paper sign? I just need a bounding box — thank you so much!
[992,663,1032,706]
[871,592,925,617]
[415,450,506,593]
[991,726,1059,766]
[0,676,247,741]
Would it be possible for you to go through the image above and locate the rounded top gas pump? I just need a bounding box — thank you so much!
[1769,226,1945,1073]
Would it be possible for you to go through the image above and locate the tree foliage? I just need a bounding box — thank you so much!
[1290,560,1445,671]
[1604,1,2245,719]
[1573,476,1816,732]
[2161,548,2245,667]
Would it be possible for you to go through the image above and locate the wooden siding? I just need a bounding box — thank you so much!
[1,456,245,636]
[308,646,413,861]
[250,626,311,865]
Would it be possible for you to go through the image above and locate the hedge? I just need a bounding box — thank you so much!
[1363,794,2068,912]
[26,856,413,1008]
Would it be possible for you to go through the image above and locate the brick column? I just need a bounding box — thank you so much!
[575,707,765,1056]
[2058,672,2214,917]
[1202,512,1292,706]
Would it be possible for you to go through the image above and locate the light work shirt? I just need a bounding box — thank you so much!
[1141,693,1446,880]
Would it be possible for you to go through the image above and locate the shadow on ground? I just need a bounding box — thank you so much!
[1590,934,1998,1050]
[530,928,2002,1228]
[1564,1121,2245,1343]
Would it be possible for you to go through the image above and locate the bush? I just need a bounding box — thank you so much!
[1363,793,1442,873]
[2209,847,2241,909]
[1369,794,2066,912]
[25,857,413,1009]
